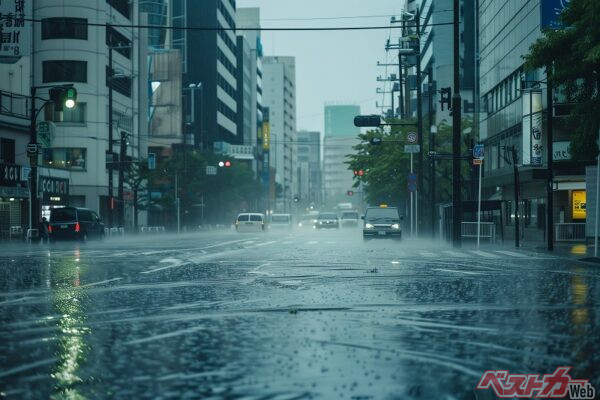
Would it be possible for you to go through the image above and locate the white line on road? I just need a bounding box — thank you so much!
[80,277,123,288]
[0,296,34,306]
[307,241,319,245]
[469,250,501,258]
[141,258,191,274]
[281,241,294,245]
[326,241,337,244]
[419,251,437,257]
[494,250,526,258]
[433,268,483,276]
[254,241,278,247]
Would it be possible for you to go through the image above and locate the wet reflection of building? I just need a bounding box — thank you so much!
[49,251,91,399]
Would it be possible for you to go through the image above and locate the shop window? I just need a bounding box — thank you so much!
[42,18,88,40]
[42,148,86,170]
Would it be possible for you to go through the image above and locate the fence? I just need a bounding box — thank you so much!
[554,223,586,242]
[461,222,496,243]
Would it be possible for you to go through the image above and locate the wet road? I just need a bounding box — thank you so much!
[0,229,599,399]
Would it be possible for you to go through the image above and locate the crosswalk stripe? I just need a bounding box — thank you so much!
[494,250,526,257]
[470,250,501,258]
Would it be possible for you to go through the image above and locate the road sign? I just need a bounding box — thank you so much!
[26,143,39,155]
[206,166,217,175]
[473,158,483,165]
[407,132,417,143]
[404,144,421,153]
[473,144,485,159]
[408,173,417,183]
[147,153,156,170]
[408,182,417,192]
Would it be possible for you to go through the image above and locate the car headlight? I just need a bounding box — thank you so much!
[319,221,323,225]
[365,223,374,229]
[298,222,303,227]
[391,223,400,230]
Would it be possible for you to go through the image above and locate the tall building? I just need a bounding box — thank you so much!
[236,35,252,146]
[478,0,581,243]
[297,131,322,206]
[322,105,361,204]
[140,0,169,49]
[262,56,296,212]
[173,0,239,149]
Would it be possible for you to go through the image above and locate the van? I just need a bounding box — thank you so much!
[235,213,266,232]
[49,207,105,241]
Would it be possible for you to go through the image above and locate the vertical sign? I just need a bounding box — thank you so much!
[541,0,570,29]
[0,0,31,57]
[572,190,586,220]
[262,121,270,151]
[522,89,543,166]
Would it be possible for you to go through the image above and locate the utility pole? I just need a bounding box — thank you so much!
[398,52,404,118]
[108,45,114,228]
[415,9,424,238]
[546,66,554,251]
[118,131,127,228]
[428,66,435,238]
[452,0,463,247]
[28,87,39,240]
[510,146,520,248]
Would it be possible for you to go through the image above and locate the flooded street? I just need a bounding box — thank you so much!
[1,230,598,399]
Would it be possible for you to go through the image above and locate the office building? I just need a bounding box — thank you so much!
[297,130,322,206]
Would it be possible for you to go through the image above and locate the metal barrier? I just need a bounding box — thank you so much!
[461,222,496,243]
[554,223,586,242]
[140,226,166,234]
[104,227,126,237]
[10,226,23,241]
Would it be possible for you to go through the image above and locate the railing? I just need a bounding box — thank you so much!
[555,223,586,242]
[0,90,30,119]
[140,226,166,234]
[461,222,496,243]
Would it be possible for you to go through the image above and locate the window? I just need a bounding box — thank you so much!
[42,18,87,40]
[42,148,87,170]
[45,103,86,123]
[0,138,15,164]
[107,0,130,20]
[106,25,131,58]
[106,66,132,97]
[43,60,87,83]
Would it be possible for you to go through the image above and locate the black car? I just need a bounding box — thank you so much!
[49,207,105,241]
[315,212,339,229]
[362,205,402,239]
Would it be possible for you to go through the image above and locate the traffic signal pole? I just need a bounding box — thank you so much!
[415,9,424,238]
[108,46,114,228]
[28,86,39,240]
[452,0,463,247]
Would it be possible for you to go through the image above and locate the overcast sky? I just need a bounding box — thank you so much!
[237,0,405,134]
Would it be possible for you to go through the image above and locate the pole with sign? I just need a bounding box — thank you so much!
[473,144,485,247]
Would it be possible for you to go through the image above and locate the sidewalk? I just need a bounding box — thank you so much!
[477,239,600,263]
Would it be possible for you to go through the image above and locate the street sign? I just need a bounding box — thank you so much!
[473,144,484,159]
[408,173,417,183]
[206,166,217,175]
[147,153,156,170]
[407,132,417,143]
[26,143,39,155]
[21,167,31,181]
[473,158,483,165]
[408,182,417,192]
[404,144,421,153]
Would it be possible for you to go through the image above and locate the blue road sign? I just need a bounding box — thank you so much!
[473,144,484,159]
[408,173,417,183]
[408,182,417,192]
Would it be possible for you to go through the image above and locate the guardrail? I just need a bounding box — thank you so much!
[461,222,496,243]
[554,223,586,242]
[140,226,166,234]
[104,227,125,237]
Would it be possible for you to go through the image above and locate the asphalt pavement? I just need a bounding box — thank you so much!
[0,228,598,399]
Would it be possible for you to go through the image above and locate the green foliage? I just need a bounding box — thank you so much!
[524,0,600,161]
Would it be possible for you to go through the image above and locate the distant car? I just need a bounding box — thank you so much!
[340,210,360,228]
[315,212,339,229]
[298,213,318,228]
[49,207,105,242]
[362,205,402,240]
[270,213,292,229]
[236,213,266,232]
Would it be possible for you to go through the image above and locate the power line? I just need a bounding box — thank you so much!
[2,16,453,32]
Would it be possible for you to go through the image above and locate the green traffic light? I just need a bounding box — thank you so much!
[65,88,77,109]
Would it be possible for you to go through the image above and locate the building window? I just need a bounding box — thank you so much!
[43,60,87,83]
[42,148,87,170]
[106,25,131,59]
[42,18,88,40]
[44,102,86,123]
[106,66,132,97]
[0,138,16,164]
[106,0,130,20]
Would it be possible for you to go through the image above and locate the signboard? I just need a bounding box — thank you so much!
[572,190,586,220]
[37,121,54,148]
[262,121,270,151]
[40,176,69,204]
[0,0,31,57]
[0,163,22,187]
[404,144,421,153]
[541,0,570,29]
[522,89,543,166]
[147,153,156,170]
[407,132,417,143]
[473,158,483,166]
[205,166,217,176]
[21,166,30,181]
[553,141,572,161]
[408,173,417,183]
[408,182,417,192]
[473,144,485,159]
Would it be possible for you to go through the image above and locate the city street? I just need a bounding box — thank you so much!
[1,230,598,399]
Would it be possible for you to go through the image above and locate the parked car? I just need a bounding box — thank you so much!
[235,213,266,232]
[49,207,105,242]
[362,205,402,240]
[298,213,318,228]
[269,214,292,229]
[340,210,360,228]
[315,212,339,229]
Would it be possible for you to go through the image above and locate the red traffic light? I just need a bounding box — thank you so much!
[353,170,364,176]
[347,190,354,196]
[225,160,231,167]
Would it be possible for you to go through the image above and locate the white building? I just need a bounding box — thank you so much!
[262,56,297,212]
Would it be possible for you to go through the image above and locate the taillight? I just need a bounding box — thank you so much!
[75,222,80,232]
[48,225,53,233]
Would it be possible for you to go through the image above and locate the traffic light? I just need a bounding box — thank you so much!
[347,190,354,196]
[354,115,381,128]
[353,170,364,177]
[218,160,232,168]
[49,86,77,112]
[440,87,452,112]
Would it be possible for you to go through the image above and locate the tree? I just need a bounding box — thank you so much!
[524,0,600,161]
[124,160,149,232]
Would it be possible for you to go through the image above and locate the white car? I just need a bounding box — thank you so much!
[340,210,360,227]
[235,213,266,232]
[270,214,292,229]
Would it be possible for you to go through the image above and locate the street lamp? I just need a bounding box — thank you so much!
[187,82,203,149]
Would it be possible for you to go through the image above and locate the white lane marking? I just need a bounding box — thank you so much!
[124,326,207,345]
[307,241,319,245]
[141,258,191,274]
[469,250,501,258]
[326,241,337,244]
[494,250,526,258]
[139,238,258,255]
[80,277,123,288]
[242,240,255,245]
[419,251,437,257]
[443,250,465,258]
[0,358,58,378]
[0,296,34,306]
[433,268,483,276]
[281,241,294,245]
[390,261,401,265]
[254,240,278,247]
